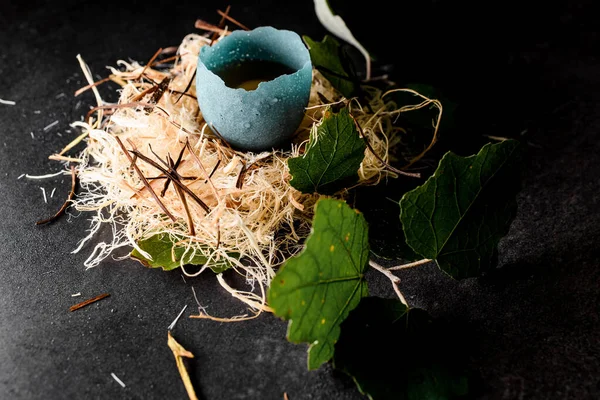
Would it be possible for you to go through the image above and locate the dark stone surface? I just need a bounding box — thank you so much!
[0,1,598,399]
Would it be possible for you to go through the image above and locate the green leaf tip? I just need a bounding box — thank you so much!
[267,198,370,370]
[288,106,366,195]
[130,233,234,273]
[399,139,525,279]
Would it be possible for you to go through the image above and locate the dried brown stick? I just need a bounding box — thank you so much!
[206,159,220,182]
[74,76,111,97]
[169,156,195,236]
[210,5,231,44]
[131,84,159,102]
[146,143,185,197]
[194,19,231,36]
[36,164,77,225]
[138,47,163,80]
[162,145,186,197]
[86,102,154,124]
[69,293,110,312]
[175,70,196,104]
[147,176,197,181]
[130,150,211,214]
[184,140,220,199]
[235,161,247,189]
[150,53,180,66]
[216,9,250,31]
[170,90,196,100]
[115,137,177,221]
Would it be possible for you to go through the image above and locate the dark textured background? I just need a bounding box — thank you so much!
[0,1,598,399]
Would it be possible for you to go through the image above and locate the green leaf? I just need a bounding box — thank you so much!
[130,233,232,273]
[333,298,471,400]
[288,107,366,194]
[303,35,358,98]
[400,139,524,279]
[267,198,369,370]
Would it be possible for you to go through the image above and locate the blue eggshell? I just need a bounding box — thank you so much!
[196,26,313,152]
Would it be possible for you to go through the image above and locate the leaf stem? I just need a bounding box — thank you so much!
[388,259,432,271]
[368,260,408,307]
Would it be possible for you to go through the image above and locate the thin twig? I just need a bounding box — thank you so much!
[235,160,247,189]
[194,19,231,36]
[130,150,211,214]
[170,156,196,236]
[146,142,186,197]
[206,159,221,181]
[388,258,432,271]
[175,70,196,104]
[147,175,197,181]
[86,102,154,124]
[210,5,231,44]
[131,83,160,103]
[69,293,110,312]
[369,260,408,307]
[138,48,163,80]
[115,137,177,221]
[151,53,180,66]
[147,143,172,170]
[74,76,111,97]
[184,140,220,199]
[160,152,182,197]
[36,164,77,225]
[217,9,250,31]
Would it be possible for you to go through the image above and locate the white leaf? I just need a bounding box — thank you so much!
[313,0,371,80]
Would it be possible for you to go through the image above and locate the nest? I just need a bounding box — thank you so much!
[54,28,441,319]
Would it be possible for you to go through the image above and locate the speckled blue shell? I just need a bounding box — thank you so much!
[196,26,313,152]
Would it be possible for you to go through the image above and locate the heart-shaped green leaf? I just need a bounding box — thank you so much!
[400,139,524,278]
[267,198,370,370]
[288,106,366,194]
